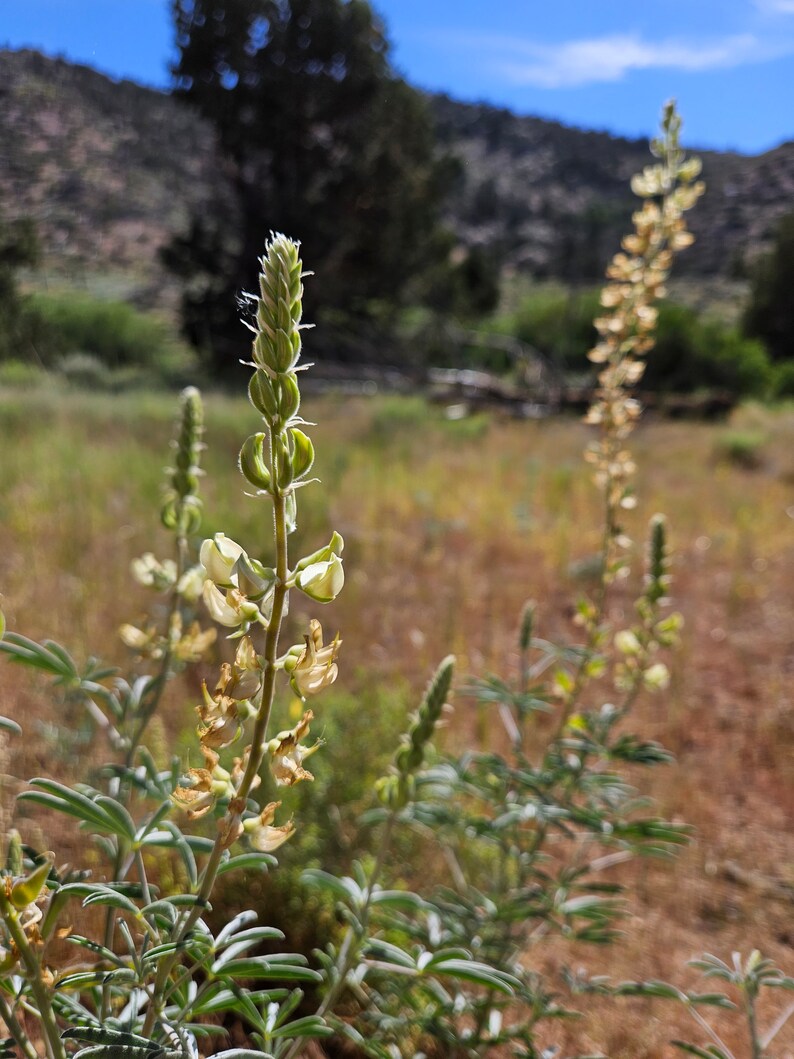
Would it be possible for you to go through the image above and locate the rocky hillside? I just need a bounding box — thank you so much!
[1,47,793,309]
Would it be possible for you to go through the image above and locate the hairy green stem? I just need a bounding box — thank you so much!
[142,456,290,1040]
[101,535,188,1021]
[0,987,38,1059]
[0,897,65,1059]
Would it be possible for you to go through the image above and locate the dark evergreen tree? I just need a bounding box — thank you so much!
[167,0,456,374]
[0,211,39,361]
[743,211,794,363]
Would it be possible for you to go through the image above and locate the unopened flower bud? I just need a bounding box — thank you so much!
[239,433,272,491]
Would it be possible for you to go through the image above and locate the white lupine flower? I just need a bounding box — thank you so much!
[200,533,246,587]
[295,555,344,603]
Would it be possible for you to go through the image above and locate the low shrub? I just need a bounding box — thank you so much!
[23,291,197,383]
[497,289,774,396]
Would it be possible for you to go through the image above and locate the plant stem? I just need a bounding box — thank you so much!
[0,897,65,1059]
[0,987,38,1059]
[747,993,762,1059]
[282,812,398,1059]
[142,471,290,1040]
[101,536,187,1021]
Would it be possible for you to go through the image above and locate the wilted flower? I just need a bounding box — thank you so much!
[267,710,322,786]
[285,619,341,698]
[196,676,243,749]
[170,618,217,664]
[243,801,295,852]
[173,747,231,819]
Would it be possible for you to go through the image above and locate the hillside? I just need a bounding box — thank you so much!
[1,47,793,310]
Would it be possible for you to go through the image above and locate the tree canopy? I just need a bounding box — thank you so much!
[743,211,794,364]
[167,0,459,374]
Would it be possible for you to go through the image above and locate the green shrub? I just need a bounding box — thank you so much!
[714,428,767,469]
[0,359,48,389]
[497,289,774,396]
[24,291,197,382]
[496,285,601,374]
[772,359,794,399]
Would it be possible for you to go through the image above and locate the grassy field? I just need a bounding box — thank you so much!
[0,386,793,1056]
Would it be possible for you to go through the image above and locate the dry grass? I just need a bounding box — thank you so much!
[0,388,793,1056]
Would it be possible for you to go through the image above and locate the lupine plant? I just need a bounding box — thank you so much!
[0,102,782,1059]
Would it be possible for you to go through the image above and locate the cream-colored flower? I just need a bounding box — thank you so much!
[295,555,344,603]
[267,710,322,787]
[614,630,641,656]
[243,801,295,852]
[176,564,205,603]
[286,619,341,698]
[643,662,670,691]
[119,623,165,659]
[202,581,262,629]
[200,533,246,587]
[131,553,177,591]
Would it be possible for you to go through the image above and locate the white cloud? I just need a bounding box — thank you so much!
[755,0,794,13]
[483,32,764,88]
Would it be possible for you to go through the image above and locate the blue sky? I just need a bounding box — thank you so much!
[2,0,793,153]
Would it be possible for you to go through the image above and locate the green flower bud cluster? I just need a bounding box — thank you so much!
[376,655,455,810]
[162,386,204,535]
[614,515,682,694]
[239,235,316,500]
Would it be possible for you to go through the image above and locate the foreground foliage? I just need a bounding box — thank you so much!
[0,103,787,1059]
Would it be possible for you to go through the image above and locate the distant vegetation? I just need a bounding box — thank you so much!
[0,0,794,396]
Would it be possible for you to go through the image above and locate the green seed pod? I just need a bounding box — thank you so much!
[289,428,315,480]
[239,433,272,491]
